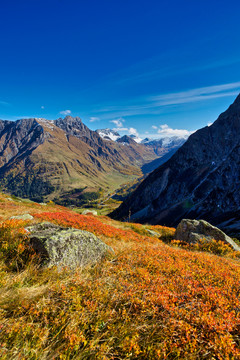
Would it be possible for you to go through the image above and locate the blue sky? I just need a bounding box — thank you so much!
[1,0,240,139]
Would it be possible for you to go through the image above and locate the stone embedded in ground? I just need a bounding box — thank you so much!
[26,222,113,268]
[146,229,159,237]
[175,219,240,251]
[82,209,98,216]
[10,214,34,220]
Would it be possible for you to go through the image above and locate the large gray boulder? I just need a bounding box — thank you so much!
[175,219,240,251]
[26,222,113,268]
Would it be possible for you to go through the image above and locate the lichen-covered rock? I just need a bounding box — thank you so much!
[146,229,159,237]
[175,219,240,251]
[82,209,98,216]
[10,214,34,220]
[26,222,113,268]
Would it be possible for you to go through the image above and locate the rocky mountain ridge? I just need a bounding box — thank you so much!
[97,127,187,150]
[111,94,240,234]
[0,116,158,203]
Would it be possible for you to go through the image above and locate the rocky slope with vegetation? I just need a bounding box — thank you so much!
[112,94,240,235]
[0,116,158,204]
[0,193,240,359]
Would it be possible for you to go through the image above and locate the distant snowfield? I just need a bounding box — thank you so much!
[97,128,189,146]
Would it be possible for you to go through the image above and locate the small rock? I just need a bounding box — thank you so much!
[26,222,113,268]
[10,214,34,220]
[175,219,240,252]
[82,209,98,216]
[146,229,159,237]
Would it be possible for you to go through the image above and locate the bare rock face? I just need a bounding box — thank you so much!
[26,222,113,268]
[175,219,240,251]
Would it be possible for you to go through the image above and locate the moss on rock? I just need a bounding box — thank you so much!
[26,222,113,268]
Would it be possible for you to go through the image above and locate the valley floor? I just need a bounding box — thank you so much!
[0,194,240,359]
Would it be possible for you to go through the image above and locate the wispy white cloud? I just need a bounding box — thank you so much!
[149,82,240,105]
[110,118,125,127]
[0,100,10,106]
[152,125,158,129]
[117,58,240,85]
[60,109,71,116]
[157,124,194,138]
[114,127,129,132]
[89,116,100,122]
[129,127,139,137]
[95,81,240,118]
[109,118,140,138]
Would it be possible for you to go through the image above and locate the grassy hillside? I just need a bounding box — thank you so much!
[0,193,240,359]
[0,118,157,205]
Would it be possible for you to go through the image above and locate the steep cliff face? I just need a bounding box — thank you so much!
[0,118,46,168]
[0,116,157,202]
[111,94,240,233]
[55,116,96,141]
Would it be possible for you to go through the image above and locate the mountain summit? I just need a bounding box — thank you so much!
[111,94,240,233]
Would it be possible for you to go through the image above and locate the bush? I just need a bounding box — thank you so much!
[171,237,240,257]
[0,220,38,271]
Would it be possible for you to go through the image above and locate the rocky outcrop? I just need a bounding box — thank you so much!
[0,118,46,169]
[55,116,97,142]
[175,219,240,251]
[111,94,240,233]
[26,222,113,268]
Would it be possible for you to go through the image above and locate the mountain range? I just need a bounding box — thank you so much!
[96,128,187,173]
[96,128,187,149]
[0,116,186,204]
[111,94,240,235]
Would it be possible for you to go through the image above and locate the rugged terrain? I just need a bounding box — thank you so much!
[112,94,240,234]
[0,193,240,359]
[0,116,157,204]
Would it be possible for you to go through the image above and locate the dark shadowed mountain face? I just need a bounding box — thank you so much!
[111,94,240,234]
[117,135,137,145]
[141,147,181,174]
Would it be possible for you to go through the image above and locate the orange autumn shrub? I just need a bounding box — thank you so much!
[151,224,176,242]
[171,237,240,258]
[33,211,154,244]
[0,209,240,359]
[0,219,37,271]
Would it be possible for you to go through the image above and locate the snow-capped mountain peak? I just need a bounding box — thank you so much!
[96,128,120,141]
